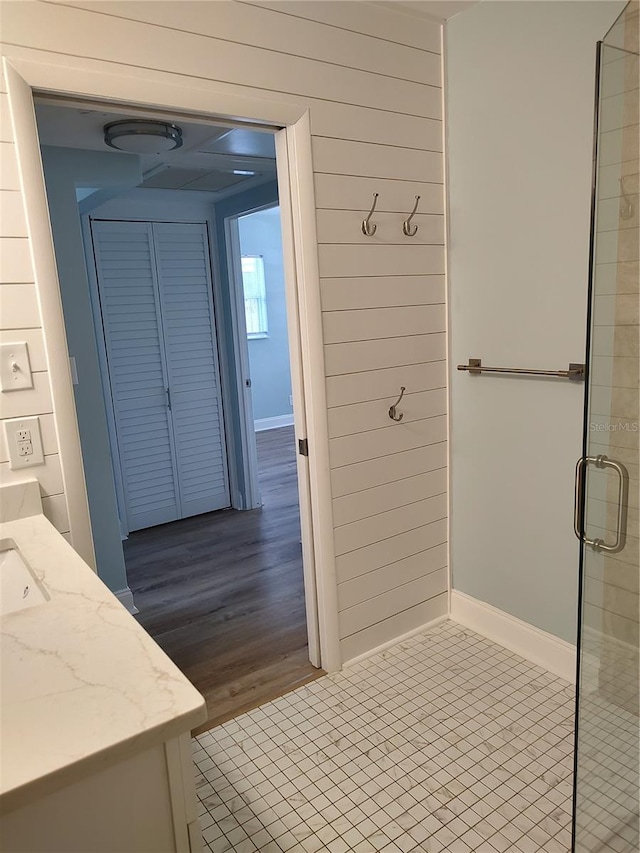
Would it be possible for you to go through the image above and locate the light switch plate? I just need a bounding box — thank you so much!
[0,342,33,392]
[3,417,44,469]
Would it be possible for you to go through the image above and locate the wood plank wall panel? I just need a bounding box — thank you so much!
[243,1,443,52]
[335,518,448,582]
[0,157,66,534]
[0,0,447,662]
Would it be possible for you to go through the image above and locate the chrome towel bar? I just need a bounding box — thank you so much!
[457,358,585,381]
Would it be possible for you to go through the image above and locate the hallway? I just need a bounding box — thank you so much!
[193,621,575,853]
[125,427,322,730]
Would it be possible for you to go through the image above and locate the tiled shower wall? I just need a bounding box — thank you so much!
[0,0,448,663]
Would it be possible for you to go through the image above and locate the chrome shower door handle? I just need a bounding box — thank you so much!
[574,455,629,553]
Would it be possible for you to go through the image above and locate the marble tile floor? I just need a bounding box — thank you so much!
[192,621,575,853]
[573,638,639,852]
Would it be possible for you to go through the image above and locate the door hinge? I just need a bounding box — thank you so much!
[166,387,172,410]
[298,438,309,457]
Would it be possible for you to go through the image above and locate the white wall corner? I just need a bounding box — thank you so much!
[114,586,139,615]
[450,590,576,683]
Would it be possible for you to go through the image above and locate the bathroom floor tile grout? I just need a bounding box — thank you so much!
[193,620,575,853]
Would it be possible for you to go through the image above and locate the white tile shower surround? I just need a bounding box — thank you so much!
[192,622,575,853]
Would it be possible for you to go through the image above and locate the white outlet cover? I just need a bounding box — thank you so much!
[3,417,44,469]
[0,342,33,392]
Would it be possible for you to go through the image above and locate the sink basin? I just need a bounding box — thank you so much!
[0,539,49,616]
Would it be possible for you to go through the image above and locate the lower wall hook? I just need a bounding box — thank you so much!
[389,386,406,422]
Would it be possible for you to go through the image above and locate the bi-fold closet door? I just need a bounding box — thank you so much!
[91,219,230,533]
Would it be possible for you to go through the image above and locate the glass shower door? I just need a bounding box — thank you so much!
[573,4,639,852]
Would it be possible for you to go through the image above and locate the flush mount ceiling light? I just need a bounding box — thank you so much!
[103,119,183,154]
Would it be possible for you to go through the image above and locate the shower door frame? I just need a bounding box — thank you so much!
[572,26,639,850]
[570,40,603,850]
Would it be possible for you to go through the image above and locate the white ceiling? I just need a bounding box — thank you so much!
[34,102,277,195]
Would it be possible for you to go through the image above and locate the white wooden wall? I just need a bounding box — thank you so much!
[0,88,68,533]
[0,0,448,662]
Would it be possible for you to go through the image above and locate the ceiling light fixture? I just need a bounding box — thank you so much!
[103,119,183,154]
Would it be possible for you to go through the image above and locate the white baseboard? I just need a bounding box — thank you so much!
[114,586,139,615]
[254,414,294,432]
[450,590,576,683]
[343,615,450,669]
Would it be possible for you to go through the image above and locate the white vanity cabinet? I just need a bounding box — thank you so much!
[1,734,202,853]
[0,485,207,853]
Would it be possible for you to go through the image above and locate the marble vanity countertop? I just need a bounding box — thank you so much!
[0,512,207,813]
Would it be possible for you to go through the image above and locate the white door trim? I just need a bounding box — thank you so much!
[3,53,341,672]
[3,60,95,568]
[80,214,130,538]
[224,215,262,511]
[277,119,340,672]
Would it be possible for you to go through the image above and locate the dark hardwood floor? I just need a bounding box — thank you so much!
[124,426,323,732]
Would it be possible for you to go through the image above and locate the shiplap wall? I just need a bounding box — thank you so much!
[0,91,68,533]
[0,0,447,662]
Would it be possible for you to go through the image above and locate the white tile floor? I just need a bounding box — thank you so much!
[573,634,639,853]
[192,621,575,853]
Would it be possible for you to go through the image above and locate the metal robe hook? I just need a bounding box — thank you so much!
[389,386,406,422]
[362,192,379,236]
[402,195,421,237]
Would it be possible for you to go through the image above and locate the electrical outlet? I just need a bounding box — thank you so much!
[3,417,44,469]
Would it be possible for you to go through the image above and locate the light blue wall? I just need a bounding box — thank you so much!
[238,207,292,424]
[446,2,624,643]
[40,146,141,593]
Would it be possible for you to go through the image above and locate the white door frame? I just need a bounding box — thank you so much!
[4,54,341,673]
[80,214,130,539]
[224,213,262,511]
[225,195,321,666]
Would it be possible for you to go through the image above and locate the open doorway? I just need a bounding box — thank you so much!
[33,99,324,727]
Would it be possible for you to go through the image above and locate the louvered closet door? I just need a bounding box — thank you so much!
[153,222,230,517]
[92,220,180,531]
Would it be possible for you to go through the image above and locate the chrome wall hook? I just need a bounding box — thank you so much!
[389,386,406,422]
[402,195,421,236]
[362,193,379,236]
